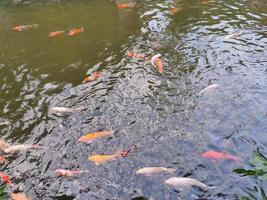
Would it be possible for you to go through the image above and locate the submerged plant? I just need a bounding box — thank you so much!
[0,184,8,200]
[234,150,267,200]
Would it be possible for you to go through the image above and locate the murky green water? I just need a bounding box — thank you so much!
[0,0,267,199]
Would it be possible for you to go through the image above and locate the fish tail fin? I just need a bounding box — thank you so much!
[32,144,42,148]
[81,27,84,32]
[166,168,176,173]
[74,106,86,112]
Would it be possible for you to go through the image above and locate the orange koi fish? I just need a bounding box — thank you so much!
[151,54,164,74]
[55,169,89,177]
[201,150,242,162]
[68,28,84,36]
[78,131,113,143]
[201,0,211,5]
[169,7,181,15]
[127,51,146,60]
[11,192,31,200]
[116,3,134,9]
[12,24,38,32]
[82,72,102,84]
[88,153,122,165]
[49,31,64,37]
[0,172,13,186]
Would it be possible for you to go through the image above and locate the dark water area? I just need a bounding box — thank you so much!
[0,0,267,199]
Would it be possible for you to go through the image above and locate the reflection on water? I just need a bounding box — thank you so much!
[0,0,267,199]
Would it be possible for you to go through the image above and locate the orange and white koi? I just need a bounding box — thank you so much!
[11,192,31,200]
[68,28,84,36]
[116,3,134,9]
[151,54,164,74]
[88,144,137,165]
[4,144,41,154]
[127,52,146,60]
[55,169,89,177]
[49,31,64,37]
[0,172,13,186]
[201,150,242,162]
[88,152,122,165]
[169,7,181,15]
[78,131,113,143]
[165,177,214,190]
[12,24,38,32]
[136,167,176,175]
[82,72,102,84]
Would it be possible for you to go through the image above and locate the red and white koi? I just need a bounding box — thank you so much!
[82,72,102,84]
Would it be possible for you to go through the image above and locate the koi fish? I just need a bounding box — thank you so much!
[169,7,181,15]
[198,84,218,96]
[49,31,64,37]
[224,32,242,39]
[151,54,164,74]
[201,150,242,162]
[0,172,13,186]
[50,106,85,116]
[116,3,134,9]
[68,28,84,36]
[0,139,10,151]
[11,192,31,200]
[136,167,176,175]
[127,52,146,60]
[55,169,89,177]
[4,144,41,154]
[82,72,102,84]
[78,131,113,143]
[165,177,214,190]
[201,0,212,5]
[88,152,122,165]
[12,24,38,32]
[0,156,7,164]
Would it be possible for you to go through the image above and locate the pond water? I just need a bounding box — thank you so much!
[0,0,267,199]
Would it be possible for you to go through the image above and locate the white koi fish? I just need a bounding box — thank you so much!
[4,144,41,154]
[136,167,176,175]
[224,32,242,39]
[165,177,214,190]
[198,84,218,96]
[50,106,85,116]
[55,169,89,177]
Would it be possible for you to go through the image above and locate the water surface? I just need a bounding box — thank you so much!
[0,0,267,199]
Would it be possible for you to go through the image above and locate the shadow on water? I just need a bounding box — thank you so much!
[0,0,267,199]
